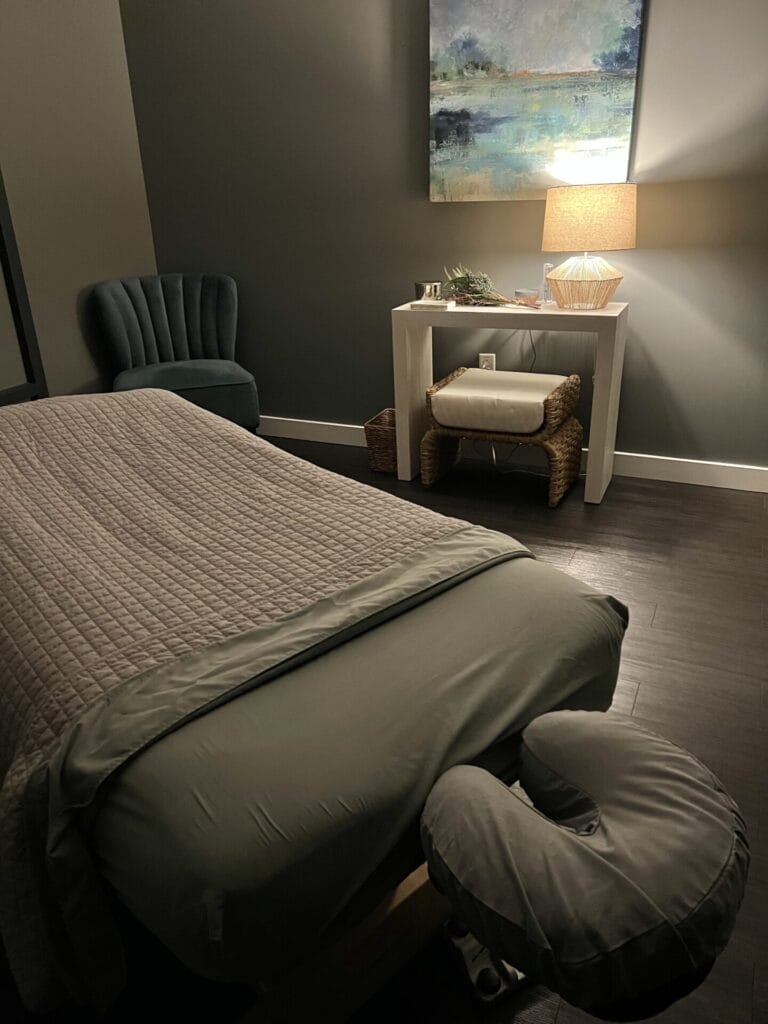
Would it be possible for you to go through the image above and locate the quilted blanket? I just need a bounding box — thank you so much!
[0,390,528,1010]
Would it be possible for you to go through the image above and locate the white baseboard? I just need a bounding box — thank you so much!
[258,415,367,448]
[258,416,768,494]
[610,450,768,493]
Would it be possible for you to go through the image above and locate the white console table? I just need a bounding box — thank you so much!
[391,301,628,504]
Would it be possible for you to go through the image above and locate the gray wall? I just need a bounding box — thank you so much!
[0,0,156,395]
[120,0,768,465]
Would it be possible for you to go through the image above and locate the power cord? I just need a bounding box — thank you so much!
[472,330,540,473]
[496,329,538,371]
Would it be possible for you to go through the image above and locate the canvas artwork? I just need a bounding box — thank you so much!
[429,0,646,201]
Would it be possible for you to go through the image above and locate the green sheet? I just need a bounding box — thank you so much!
[90,556,626,990]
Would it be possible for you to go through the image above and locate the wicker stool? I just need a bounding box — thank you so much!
[420,368,582,508]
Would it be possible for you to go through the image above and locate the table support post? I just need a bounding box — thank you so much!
[584,306,628,503]
[392,313,433,480]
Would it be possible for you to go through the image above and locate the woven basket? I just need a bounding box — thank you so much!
[364,408,397,473]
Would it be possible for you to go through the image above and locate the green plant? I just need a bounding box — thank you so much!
[442,264,510,306]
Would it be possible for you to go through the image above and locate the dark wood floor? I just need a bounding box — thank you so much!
[3,440,766,1024]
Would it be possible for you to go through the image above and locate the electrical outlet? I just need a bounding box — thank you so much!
[479,353,496,371]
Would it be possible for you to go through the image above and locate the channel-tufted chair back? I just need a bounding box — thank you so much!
[92,273,237,375]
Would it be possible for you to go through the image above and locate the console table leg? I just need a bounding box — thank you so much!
[392,316,433,480]
[585,309,628,503]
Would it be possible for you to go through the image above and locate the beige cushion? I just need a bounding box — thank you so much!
[430,368,567,434]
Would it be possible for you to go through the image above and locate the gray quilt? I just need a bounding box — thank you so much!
[0,390,530,1010]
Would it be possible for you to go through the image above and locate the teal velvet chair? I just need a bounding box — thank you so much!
[92,273,259,429]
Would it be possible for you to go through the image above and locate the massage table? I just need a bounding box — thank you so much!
[0,389,627,1012]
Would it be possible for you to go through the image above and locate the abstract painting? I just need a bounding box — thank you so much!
[429,0,646,201]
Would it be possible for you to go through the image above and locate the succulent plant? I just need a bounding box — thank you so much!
[442,264,510,306]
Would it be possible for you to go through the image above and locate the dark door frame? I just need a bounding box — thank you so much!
[0,165,48,405]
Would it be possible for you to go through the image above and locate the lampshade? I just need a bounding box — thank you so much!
[541,183,636,309]
[542,183,637,253]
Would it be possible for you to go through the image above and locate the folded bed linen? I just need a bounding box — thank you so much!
[0,389,627,1011]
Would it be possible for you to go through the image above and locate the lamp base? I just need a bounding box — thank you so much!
[546,255,623,310]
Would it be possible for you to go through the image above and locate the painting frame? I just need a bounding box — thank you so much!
[429,0,648,202]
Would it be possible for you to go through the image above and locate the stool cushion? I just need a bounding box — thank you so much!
[430,368,568,434]
[421,711,749,1018]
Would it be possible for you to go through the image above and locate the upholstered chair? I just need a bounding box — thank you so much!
[92,273,259,429]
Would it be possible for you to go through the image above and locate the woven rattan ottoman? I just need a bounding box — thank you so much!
[420,367,582,508]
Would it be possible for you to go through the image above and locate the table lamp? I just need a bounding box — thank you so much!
[541,183,636,309]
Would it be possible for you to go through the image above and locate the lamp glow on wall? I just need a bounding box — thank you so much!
[542,183,637,310]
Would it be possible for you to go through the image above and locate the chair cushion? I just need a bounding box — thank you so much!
[430,368,567,434]
[175,381,259,430]
[114,358,254,392]
[421,711,749,1018]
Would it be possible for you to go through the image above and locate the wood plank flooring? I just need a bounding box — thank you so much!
[2,441,765,1023]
